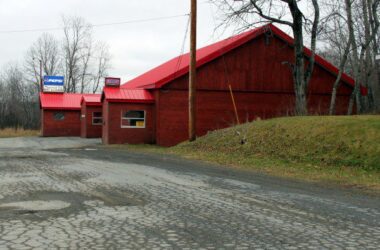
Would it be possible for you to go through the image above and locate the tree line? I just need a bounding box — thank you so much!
[212,0,380,115]
[0,16,111,129]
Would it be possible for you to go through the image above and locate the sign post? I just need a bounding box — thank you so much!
[39,60,43,92]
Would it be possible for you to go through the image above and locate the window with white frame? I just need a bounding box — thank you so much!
[92,112,102,125]
[121,110,145,128]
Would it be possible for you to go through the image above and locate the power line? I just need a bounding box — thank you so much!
[0,14,189,34]
[173,15,191,77]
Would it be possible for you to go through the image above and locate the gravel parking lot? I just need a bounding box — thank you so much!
[0,137,379,249]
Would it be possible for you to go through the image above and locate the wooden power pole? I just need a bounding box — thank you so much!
[40,59,43,92]
[189,0,197,142]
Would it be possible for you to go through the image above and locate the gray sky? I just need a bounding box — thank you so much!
[0,0,243,82]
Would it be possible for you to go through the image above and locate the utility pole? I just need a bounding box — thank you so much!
[189,0,197,142]
[33,57,43,92]
[39,59,43,92]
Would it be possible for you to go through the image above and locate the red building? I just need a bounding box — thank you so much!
[81,95,102,138]
[101,88,155,144]
[40,93,93,137]
[101,24,363,146]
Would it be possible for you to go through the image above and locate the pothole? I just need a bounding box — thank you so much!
[0,189,145,220]
[0,200,71,211]
[0,192,86,220]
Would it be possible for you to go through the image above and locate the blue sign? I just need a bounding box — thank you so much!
[44,76,64,86]
[43,76,64,92]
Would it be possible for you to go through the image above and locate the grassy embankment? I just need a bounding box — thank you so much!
[0,128,40,138]
[119,116,380,191]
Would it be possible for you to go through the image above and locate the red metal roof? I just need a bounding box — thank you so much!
[102,87,154,103]
[121,24,364,94]
[81,94,102,106]
[40,93,95,110]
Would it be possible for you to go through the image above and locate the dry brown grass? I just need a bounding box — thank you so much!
[0,128,40,138]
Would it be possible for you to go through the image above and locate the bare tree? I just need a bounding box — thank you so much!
[91,42,111,93]
[79,35,93,94]
[211,0,320,115]
[346,0,379,114]
[1,15,112,130]
[0,75,7,129]
[366,0,380,112]
[318,0,353,115]
[0,64,40,129]
[24,33,61,91]
[314,0,380,114]
[62,16,93,93]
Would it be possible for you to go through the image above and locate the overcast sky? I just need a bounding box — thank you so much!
[0,0,252,82]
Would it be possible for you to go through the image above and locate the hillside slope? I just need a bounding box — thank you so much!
[170,116,380,189]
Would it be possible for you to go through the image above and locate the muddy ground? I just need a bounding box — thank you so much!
[0,137,379,249]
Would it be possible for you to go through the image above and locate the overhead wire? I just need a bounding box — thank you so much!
[173,14,191,78]
[0,14,189,34]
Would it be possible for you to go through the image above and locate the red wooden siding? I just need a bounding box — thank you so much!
[102,101,155,144]
[167,36,353,95]
[102,101,110,144]
[81,105,102,138]
[80,104,87,138]
[41,110,81,137]
[155,35,352,147]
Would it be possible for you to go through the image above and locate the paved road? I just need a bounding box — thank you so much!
[0,137,379,249]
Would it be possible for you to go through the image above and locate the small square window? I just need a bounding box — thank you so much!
[121,110,145,128]
[53,112,65,121]
[92,112,103,125]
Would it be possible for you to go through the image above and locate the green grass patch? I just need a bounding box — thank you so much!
[109,116,380,192]
[0,128,40,138]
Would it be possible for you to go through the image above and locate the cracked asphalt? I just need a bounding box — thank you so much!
[0,137,379,249]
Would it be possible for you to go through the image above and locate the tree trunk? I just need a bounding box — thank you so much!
[362,0,373,112]
[329,40,351,115]
[289,1,308,116]
[346,0,362,115]
[369,0,380,111]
